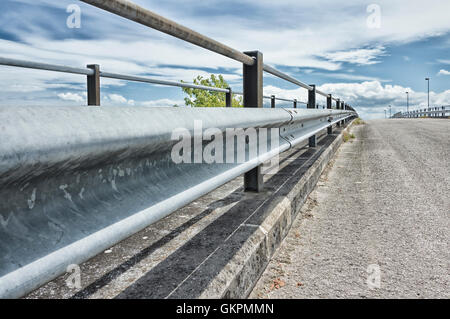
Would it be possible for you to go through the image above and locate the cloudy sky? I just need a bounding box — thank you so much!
[0,0,449,119]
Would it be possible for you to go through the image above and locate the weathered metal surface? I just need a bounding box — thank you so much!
[0,105,355,298]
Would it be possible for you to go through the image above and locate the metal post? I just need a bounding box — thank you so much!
[406,91,409,113]
[243,51,263,192]
[340,101,345,126]
[307,85,317,147]
[293,99,297,108]
[271,95,275,108]
[336,99,341,127]
[87,64,100,106]
[327,95,332,134]
[226,87,232,107]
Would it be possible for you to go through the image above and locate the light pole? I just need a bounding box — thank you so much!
[406,91,409,114]
[389,105,392,118]
[384,109,387,119]
[425,77,430,109]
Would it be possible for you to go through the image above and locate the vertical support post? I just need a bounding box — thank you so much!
[243,51,263,192]
[327,95,333,134]
[271,95,275,108]
[336,99,341,127]
[87,64,100,106]
[226,87,232,107]
[307,85,317,147]
[308,85,316,109]
[293,99,297,109]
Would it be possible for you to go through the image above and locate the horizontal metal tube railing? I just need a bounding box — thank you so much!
[79,0,255,66]
[0,57,231,94]
[79,0,352,109]
[394,106,450,118]
[0,56,345,109]
[1,1,356,111]
[263,63,313,91]
[100,71,229,93]
[0,57,94,76]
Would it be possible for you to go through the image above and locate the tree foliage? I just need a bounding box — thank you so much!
[182,74,243,107]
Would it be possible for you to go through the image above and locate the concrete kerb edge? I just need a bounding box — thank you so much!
[199,119,356,299]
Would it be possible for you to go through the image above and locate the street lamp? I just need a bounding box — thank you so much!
[389,105,392,118]
[425,78,430,108]
[405,91,409,113]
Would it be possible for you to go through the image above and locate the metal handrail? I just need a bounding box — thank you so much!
[0,57,94,76]
[1,1,354,110]
[79,0,255,66]
[262,64,313,91]
[0,57,231,94]
[100,71,229,93]
[79,0,351,108]
[0,56,339,108]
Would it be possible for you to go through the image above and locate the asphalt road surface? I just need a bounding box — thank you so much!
[250,119,449,299]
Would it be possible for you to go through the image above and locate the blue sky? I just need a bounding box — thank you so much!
[0,0,449,119]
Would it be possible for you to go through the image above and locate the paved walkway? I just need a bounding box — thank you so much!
[250,119,449,299]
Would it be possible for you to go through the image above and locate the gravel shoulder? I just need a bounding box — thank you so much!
[250,119,449,299]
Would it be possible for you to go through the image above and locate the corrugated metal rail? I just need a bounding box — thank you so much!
[0,0,358,298]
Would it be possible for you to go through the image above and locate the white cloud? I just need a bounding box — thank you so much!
[437,69,450,76]
[104,94,135,106]
[321,47,387,65]
[57,92,85,103]
[141,98,185,108]
[313,72,388,82]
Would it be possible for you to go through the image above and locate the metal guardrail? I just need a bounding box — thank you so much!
[0,106,355,298]
[0,0,358,298]
[393,106,450,118]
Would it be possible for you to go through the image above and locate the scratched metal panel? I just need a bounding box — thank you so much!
[0,105,355,298]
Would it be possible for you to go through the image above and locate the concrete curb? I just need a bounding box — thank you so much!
[199,120,354,298]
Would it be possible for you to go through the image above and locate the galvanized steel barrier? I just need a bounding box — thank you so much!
[0,0,357,298]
